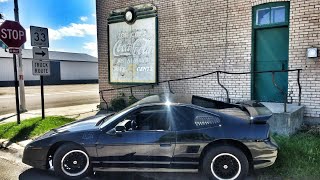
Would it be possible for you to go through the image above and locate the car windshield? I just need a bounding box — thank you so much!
[99,107,133,129]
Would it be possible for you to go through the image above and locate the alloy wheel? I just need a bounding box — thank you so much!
[210,153,241,180]
[60,150,90,177]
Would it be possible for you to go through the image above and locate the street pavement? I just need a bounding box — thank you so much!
[0,103,99,124]
[0,84,99,116]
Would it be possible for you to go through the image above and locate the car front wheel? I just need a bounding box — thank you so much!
[53,143,92,179]
[202,145,249,180]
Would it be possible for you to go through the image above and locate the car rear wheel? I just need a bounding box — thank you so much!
[53,143,92,179]
[202,145,249,180]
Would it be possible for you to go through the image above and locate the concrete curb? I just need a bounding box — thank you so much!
[0,139,25,159]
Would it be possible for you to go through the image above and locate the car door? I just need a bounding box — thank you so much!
[95,105,176,169]
[171,106,222,169]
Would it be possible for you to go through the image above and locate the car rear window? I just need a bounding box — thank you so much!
[173,106,221,130]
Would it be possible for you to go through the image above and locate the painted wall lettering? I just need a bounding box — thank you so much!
[109,17,157,84]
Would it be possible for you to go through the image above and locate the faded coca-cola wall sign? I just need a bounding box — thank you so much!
[109,16,157,84]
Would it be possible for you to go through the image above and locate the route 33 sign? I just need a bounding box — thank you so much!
[30,26,49,47]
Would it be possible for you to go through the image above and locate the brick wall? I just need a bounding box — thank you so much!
[97,0,320,118]
[288,0,320,117]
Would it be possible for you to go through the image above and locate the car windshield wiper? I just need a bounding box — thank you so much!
[96,112,115,126]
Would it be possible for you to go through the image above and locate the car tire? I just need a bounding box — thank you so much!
[202,145,249,180]
[53,143,92,179]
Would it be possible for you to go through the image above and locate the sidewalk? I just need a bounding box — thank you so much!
[0,103,100,124]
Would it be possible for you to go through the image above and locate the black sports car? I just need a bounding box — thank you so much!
[23,94,278,180]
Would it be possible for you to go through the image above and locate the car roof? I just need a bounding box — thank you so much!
[132,94,193,106]
[133,94,235,107]
[132,94,272,121]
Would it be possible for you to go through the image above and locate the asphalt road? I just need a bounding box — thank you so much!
[0,84,99,115]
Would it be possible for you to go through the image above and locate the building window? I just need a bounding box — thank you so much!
[256,6,286,25]
[256,8,270,25]
[271,6,285,23]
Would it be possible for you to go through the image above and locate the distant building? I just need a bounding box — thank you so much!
[97,1,320,122]
[0,49,98,86]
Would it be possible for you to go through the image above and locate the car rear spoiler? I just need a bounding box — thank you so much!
[241,102,273,124]
[191,96,273,124]
[250,114,272,124]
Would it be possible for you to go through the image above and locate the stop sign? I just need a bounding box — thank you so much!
[0,20,26,48]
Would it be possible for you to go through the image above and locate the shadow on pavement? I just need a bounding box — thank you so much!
[18,169,207,180]
[94,172,155,180]
[19,169,59,180]
[0,114,17,122]
[93,172,207,180]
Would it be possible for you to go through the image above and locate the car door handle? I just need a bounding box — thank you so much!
[160,143,171,147]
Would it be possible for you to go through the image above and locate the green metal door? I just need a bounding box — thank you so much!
[254,27,289,102]
[252,2,290,102]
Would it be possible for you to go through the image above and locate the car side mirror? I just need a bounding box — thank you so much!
[106,127,123,137]
[107,120,131,136]
[115,125,126,132]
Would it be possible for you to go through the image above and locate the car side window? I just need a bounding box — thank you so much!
[173,106,221,130]
[120,106,172,131]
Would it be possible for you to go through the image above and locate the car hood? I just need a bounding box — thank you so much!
[53,115,107,133]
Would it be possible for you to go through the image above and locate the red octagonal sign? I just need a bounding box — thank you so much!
[0,20,26,48]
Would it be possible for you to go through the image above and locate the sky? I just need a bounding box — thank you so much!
[0,0,97,57]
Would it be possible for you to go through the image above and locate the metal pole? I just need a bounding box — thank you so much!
[14,0,19,22]
[167,81,174,94]
[272,72,287,112]
[13,54,21,124]
[14,0,27,112]
[217,72,230,103]
[297,69,301,106]
[40,76,45,119]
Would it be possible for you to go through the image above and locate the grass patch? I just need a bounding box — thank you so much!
[257,131,320,178]
[0,116,75,142]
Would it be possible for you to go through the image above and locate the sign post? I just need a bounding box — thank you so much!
[32,60,50,119]
[0,20,27,124]
[40,76,44,119]
[13,53,20,124]
[30,26,49,119]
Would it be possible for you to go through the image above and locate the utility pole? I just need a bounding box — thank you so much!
[14,0,27,112]
[0,14,5,48]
